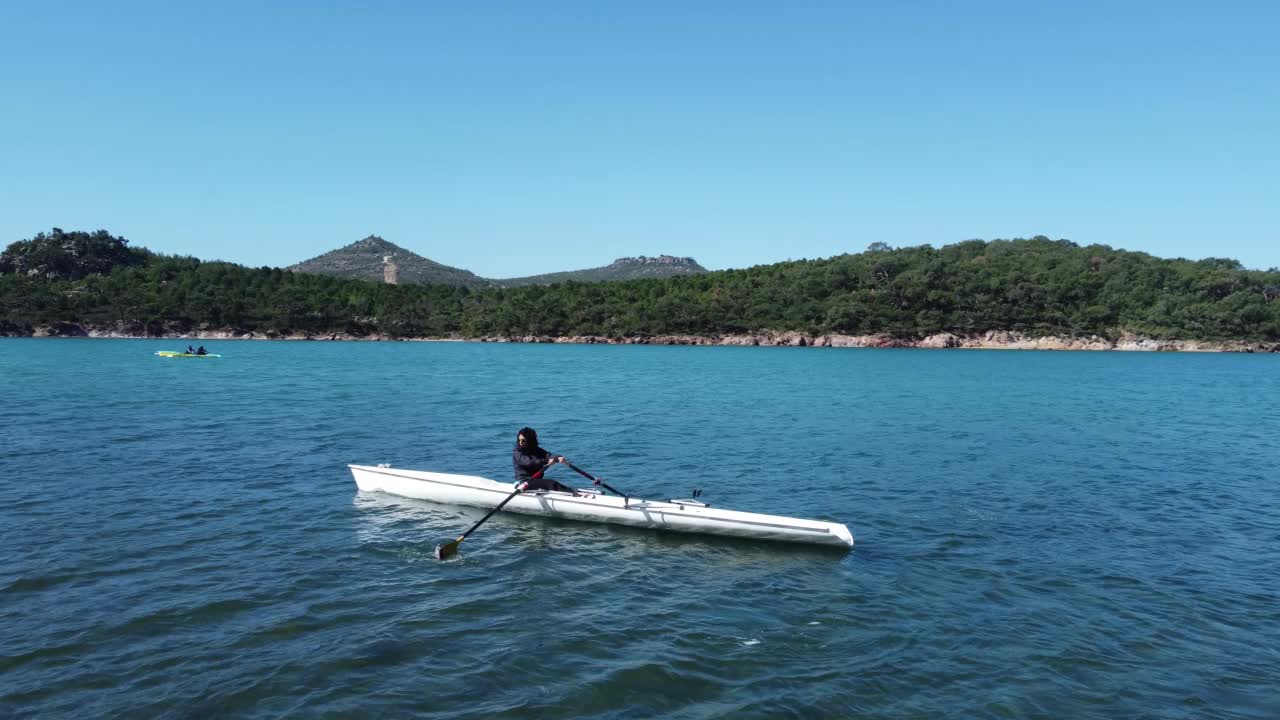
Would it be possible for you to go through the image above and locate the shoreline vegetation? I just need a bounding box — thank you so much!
[7,323,1278,352]
[4,229,1279,352]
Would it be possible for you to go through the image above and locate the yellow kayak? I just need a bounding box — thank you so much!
[155,351,222,358]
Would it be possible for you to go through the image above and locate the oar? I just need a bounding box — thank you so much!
[435,461,555,558]
[434,460,560,560]
[562,461,629,500]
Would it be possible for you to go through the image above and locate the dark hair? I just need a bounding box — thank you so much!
[517,427,538,448]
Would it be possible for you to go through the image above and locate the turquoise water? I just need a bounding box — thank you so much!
[1,338,1277,719]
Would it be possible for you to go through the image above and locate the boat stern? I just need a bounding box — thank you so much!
[830,523,855,548]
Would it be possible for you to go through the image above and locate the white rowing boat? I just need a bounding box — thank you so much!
[348,464,854,548]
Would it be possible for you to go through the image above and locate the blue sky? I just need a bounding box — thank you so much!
[1,1,1276,276]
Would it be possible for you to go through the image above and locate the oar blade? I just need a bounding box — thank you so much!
[435,537,462,561]
[432,485,524,560]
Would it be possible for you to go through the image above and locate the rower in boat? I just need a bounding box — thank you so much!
[195,346,207,355]
[187,345,196,354]
[513,427,574,493]
[350,463,856,550]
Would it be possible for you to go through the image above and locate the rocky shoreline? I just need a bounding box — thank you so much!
[4,321,1278,352]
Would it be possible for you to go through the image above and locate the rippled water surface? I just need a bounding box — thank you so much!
[2,338,1278,719]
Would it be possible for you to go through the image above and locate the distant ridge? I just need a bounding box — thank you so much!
[287,237,707,287]
[287,236,493,288]
[498,255,707,287]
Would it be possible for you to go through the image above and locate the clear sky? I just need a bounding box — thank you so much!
[1,1,1276,277]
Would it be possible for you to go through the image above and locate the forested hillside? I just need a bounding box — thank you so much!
[2,230,1278,341]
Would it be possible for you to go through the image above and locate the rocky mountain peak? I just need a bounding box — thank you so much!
[609,255,700,268]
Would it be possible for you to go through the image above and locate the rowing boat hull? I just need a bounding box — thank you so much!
[349,464,853,548]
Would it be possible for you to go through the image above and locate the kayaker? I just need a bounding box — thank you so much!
[513,427,573,493]
[195,346,207,355]
[186,345,196,354]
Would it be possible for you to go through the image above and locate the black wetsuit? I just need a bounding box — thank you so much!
[513,445,573,492]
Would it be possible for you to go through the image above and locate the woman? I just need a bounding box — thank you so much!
[512,427,574,493]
